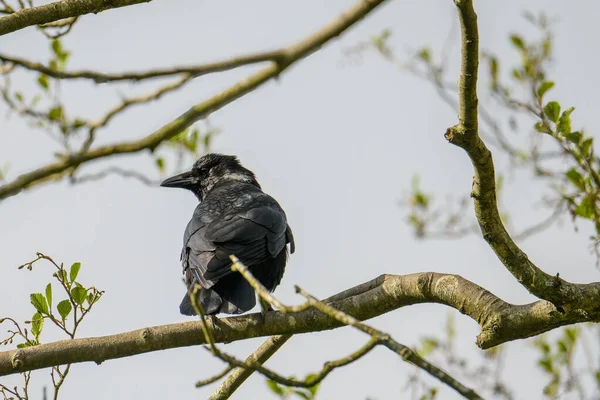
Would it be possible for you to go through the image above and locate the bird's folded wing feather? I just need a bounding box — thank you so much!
[200,206,289,281]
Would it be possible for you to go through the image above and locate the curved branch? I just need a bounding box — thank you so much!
[0,0,388,202]
[0,0,151,36]
[0,50,286,83]
[1,272,599,377]
[444,0,600,311]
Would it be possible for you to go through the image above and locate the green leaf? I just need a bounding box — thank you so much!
[575,196,596,219]
[37,74,49,91]
[565,131,582,144]
[72,119,86,129]
[31,312,44,339]
[565,327,579,344]
[17,342,33,348]
[534,122,551,134]
[45,283,52,310]
[488,56,499,88]
[418,337,440,357]
[413,192,429,209]
[57,300,72,320]
[512,68,524,82]
[58,268,69,284]
[537,81,554,98]
[509,34,526,51]
[557,339,568,354]
[71,287,87,305]
[14,92,24,103]
[304,373,320,396]
[566,168,585,191]
[543,101,560,123]
[48,106,63,121]
[557,107,574,135]
[581,137,594,158]
[70,262,81,283]
[292,390,311,400]
[155,157,165,173]
[417,47,431,63]
[538,358,554,373]
[266,379,285,396]
[51,39,62,57]
[30,293,49,315]
[544,380,560,397]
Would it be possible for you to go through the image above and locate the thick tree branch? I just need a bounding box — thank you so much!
[0,50,286,83]
[444,0,600,311]
[2,272,599,377]
[0,0,388,202]
[0,0,150,36]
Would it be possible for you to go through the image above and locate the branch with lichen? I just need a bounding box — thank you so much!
[0,0,151,37]
[3,263,599,380]
[443,0,600,311]
[0,0,388,202]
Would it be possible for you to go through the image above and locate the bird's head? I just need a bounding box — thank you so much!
[160,153,260,200]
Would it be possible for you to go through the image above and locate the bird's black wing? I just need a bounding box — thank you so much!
[201,205,290,282]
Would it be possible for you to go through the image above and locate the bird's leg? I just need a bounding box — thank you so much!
[258,296,273,324]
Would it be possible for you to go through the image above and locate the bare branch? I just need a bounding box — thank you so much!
[208,335,292,400]
[70,166,159,186]
[213,255,481,399]
[194,365,234,388]
[0,0,388,202]
[209,269,385,399]
[0,0,151,36]
[2,269,600,378]
[443,0,600,311]
[0,50,286,83]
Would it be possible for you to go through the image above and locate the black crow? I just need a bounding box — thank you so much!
[161,153,295,316]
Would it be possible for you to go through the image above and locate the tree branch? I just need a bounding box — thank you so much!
[208,335,291,400]
[227,255,481,399]
[209,268,386,399]
[2,271,599,377]
[443,0,600,311]
[0,0,151,36]
[0,0,388,202]
[0,50,286,83]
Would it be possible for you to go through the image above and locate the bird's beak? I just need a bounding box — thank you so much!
[160,171,195,189]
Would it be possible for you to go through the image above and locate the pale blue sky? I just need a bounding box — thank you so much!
[1,1,599,399]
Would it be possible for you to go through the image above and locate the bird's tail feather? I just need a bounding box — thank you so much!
[179,284,254,316]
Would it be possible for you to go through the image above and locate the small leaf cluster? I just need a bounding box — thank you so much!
[154,124,220,175]
[533,327,583,397]
[266,374,320,400]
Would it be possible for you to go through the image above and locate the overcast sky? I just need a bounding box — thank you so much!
[1,1,600,399]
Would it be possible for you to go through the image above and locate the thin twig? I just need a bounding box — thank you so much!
[195,365,234,388]
[210,272,384,399]
[0,50,285,83]
[71,166,159,186]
